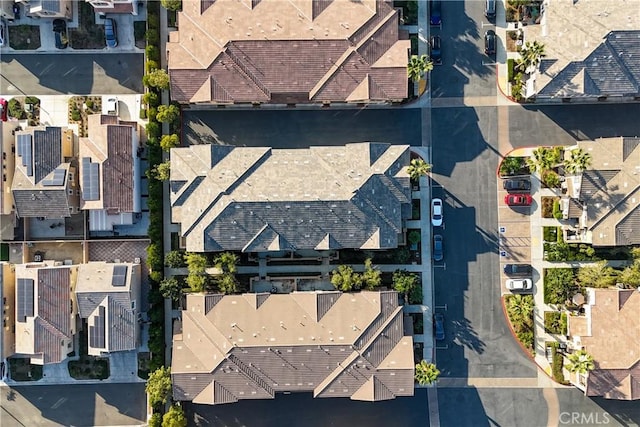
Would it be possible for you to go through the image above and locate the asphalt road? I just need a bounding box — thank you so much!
[0,53,143,96]
[182,108,422,148]
[0,383,146,427]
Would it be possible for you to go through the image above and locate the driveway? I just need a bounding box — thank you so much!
[0,383,146,426]
[182,108,422,148]
[0,53,143,96]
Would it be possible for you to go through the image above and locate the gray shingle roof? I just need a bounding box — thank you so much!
[170,143,411,252]
[540,31,640,97]
[35,267,72,364]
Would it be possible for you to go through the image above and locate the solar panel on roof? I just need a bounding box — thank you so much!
[112,265,128,287]
[17,278,34,322]
[89,306,106,349]
[81,158,101,201]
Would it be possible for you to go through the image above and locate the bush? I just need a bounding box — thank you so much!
[408,230,421,245]
[550,343,569,384]
[145,28,159,45]
[543,268,576,305]
[165,250,185,268]
[71,109,82,121]
[145,45,159,62]
[552,200,563,220]
[146,60,158,73]
[145,121,161,139]
[507,58,514,82]
[25,96,40,105]
[543,226,558,243]
[8,98,25,119]
[139,108,147,120]
[544,311,567,335]
[143,91,160,107]
[85,99,94,109]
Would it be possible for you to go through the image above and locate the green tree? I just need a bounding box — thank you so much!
[361,258,381,290]
[160,134,180,152]
[564,148,592,175]
[407,54,433,83]
[576,261,618,288]
[149,413,162,427]
[566,350,595,374]
[500,156,524,176]
[331,264,363,292]
[214,252,239,274]
[527,147,555,174]
[618,261,640,288]
[145,121,161,139]
[150,161,171,181]
[520,40,546,71]
[414,360,440,385]
[144,69,171,90]
[185,253,208,272]
[631,247,640,260]
[146,366,172,409]
[542,170,561,188]
[161,0,182,11]
[406,158,431,181]
[143,91,160,107]
[162,404,187,427]
[160,277,183,303]
[8,98,25,119]
[165,250,185,268]
[392,269,419,303]
[544,268,576,305]
[185,274,206,292]
[156,104,180,125]
[217,273,238,294]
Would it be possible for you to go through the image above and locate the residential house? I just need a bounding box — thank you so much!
[0,122,19,240]
[167,0,410,106]
[537,31,640,102]
[169,143,411,253]
[567,288,640,400]
[14,262,78,365]
[563,137,640,247]
[11,126,79,219]
[79,115,141,232]
[172,290,414,405]
[16,0,72,19]
[75,262,140,357]
[86,0,138,15]
[0,263,16,361]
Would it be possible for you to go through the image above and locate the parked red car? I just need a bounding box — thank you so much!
[0,98,7,122]
[505,194,533,206]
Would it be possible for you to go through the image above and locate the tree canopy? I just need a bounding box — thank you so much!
[414,360,440,385]
[161,0,182,12]
[331,264,363,292]
[566,350,595,374]
[407,54,433,82]
[144,69,170,90]
[156,104,180,125]
[576,261,618,289]
[160,134,180,152]
[146,366,172,409]
[162,404,188,427]
[407,158,431,181]
[160,277,183,303]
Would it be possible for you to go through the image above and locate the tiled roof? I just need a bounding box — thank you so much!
[171,291,414,404]
[540,31,640,98]
[576,137,640,246]
[167,0,409,104]
[79,115,138,214]
[11,127,72,218]
[578,289,640,399]
[169,143,411,252]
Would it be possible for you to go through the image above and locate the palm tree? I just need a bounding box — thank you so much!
[507,294,534,324]
[566,350,595,374]
[519,40,546,73]
[415,360,440,385]
[407,55,433,83]
[564,148,592,175]
[407,158,431,181]
[526,147,554,174]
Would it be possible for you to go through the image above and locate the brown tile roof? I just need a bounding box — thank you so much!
[167,0,409,104]
[576,289,640,399]
[171,291,414,404]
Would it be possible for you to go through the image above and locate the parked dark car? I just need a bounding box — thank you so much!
[434,313,445,341]
[433,234,443,262]
[503,264,533,276]
[503,178,531,192]
[430,0,442,26]
[485,0,496,20]
[504,194,532,206]
[430,35,442,65]
[104,18,118,48]
[484,30,496,56]
[53,19,68,49]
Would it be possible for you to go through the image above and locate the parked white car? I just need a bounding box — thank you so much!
[431,198,443,227]
[506,278,532,291]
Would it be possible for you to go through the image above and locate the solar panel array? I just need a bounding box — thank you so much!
[81,157,101,201]
[89,305,106,349]
[17,278,35,322]
[112,265,128,287]
[42,168,67,187]
[16,134,33,177]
